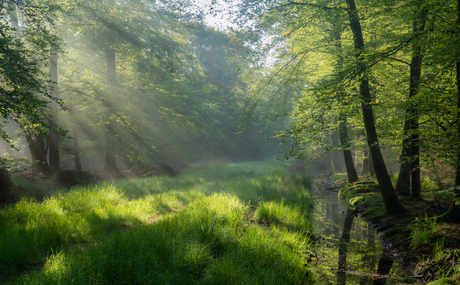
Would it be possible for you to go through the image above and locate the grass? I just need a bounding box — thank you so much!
[409,215,442,249]
[1,159,315,284]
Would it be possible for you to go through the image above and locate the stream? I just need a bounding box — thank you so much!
[311,174,425,285]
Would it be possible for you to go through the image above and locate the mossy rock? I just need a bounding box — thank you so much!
[349,196,366,207]
[339,181,379,200]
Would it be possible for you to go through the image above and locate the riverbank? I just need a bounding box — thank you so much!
[337,177,460,284]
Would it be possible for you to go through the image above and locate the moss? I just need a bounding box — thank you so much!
[339,181,379,200]
[382,228,405,239]
[362,207,384,219]
[349,196,365,207]
[338,180,380,210]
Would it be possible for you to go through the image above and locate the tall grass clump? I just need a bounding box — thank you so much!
[2,159,315,284]
[409,215,442,249]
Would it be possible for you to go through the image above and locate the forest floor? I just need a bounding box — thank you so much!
[349,187,460,284]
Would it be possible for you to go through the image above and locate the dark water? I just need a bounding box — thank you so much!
[311,174,425,285]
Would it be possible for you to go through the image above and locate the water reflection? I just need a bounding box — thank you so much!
[312,175,424,285]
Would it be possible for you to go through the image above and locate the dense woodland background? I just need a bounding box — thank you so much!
[0,0,460,220]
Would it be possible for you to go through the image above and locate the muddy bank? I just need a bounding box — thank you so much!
[347,188,460,284]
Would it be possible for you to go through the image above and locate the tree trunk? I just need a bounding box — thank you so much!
[334,28,359,184]
[103,46,122,178]
[340,113,359,184]
[407,5,428,200]
[0,167,19,205]
[331,130,343,172]
[74,130,82,173]
[362,143,370,175]
[325,134,332,173]
[438,0,460,223]
[49,44,60,173]
[345,0,406,215]
[396,120,412,196]
[25,134,49,174]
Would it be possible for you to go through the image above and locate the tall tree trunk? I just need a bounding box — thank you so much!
[334,28,359,184]
[325,134,332,173]
[340,113,359,183]
[439,0,460,223]
[362,143,370,175]
[74,130,82,173]
[49,44,60,173]
[331,130,343,172]
[395,120,412,196]
[408,5,428,200]
[396,5,427,198]
[345,0,406,215]
[103,47,121,178]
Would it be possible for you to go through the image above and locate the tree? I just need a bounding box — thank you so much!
[438,0,460,223]
[344,0,406,215]
[0,0,62,199]
[395,1,428,199]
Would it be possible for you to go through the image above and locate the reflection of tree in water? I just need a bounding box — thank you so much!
[325,190,332,236]
[337,208,355,285]
[336,208,394,285]
[373,249,394,285]
[359,223,378,284]
[331,190,340,238]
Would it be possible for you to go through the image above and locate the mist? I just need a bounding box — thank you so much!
[1,0,289,179]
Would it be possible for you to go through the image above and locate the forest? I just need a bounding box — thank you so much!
[0,0,460,284]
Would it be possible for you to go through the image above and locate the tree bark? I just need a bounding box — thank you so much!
[345,0,406,215]
[340,113,359,183]
[331,130,343,172]
[396,120,412,196]
[49,44,60,173]
[25,134,49,174]
[439,0,460,223]
[0,167,18,205]
[103,46,122,178]
[74,130,82,173]
[408,5,428,200]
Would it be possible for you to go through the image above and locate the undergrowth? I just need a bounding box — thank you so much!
[1,159,315,284]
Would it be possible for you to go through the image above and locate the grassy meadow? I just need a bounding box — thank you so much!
[0,160,316,284]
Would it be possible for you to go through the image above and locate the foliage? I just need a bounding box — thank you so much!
[0,0,63,147]
[409,215,442,249]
